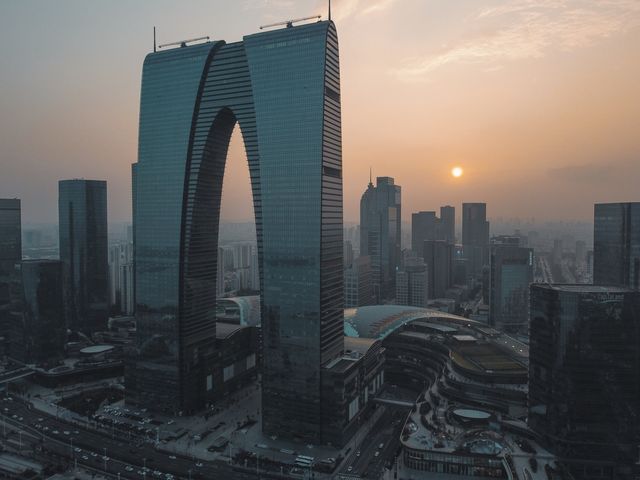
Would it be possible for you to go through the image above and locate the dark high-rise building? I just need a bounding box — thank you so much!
[529,284,640,479]
[130,21,345,443]
[360,176,401,302]
[0,199,21,276]
[411,211,437,253]
[58,180,108,336]
[462,203,489,281]
[439,205,455,244]
[8,260,66,366]
[593,202,640,290]
[489,238,532,332]
[423,240,453,299]
[344,255,374,308]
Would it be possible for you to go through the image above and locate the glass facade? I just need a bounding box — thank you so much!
[58,180,108,335]
[360,177,402,302]
[462,203,489,281]
[593,202,640,290]
[8,260,66,366]
[0,198,21,276]
[529,284,640,478]
[489,244,533,332]
[131,21,344,441]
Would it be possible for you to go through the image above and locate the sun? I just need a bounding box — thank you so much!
[451,166,463,178]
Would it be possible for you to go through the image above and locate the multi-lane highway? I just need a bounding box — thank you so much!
[0,395,264,479]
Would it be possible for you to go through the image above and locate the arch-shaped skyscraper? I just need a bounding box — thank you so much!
[128,20,343,442]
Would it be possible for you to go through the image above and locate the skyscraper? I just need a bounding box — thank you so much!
[423,240,454,299]
[529,284,640,478]
[8,260,67,366]
[130,20,344,443]
[488,238,533,332]
[411,211,438,254]
[360,176,401,302]
[58,180,108,335]
[593,202,640,289]
[344,255,374,308]
[462,202,489,282]
[395,263,428,308]
[0,199,21,276]
[439,205,455,244]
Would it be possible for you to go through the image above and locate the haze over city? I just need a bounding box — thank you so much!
[2,0,639,224]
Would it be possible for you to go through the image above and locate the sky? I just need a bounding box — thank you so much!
[1,0,639,225]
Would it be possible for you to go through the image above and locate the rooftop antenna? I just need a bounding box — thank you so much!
[153,26,156,53]
[260,15,321,30]
[369,167,373,186]
[158,36,210,49]
[329,0,332,21]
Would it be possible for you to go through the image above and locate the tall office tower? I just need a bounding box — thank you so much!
[552,238,563,265]
[108,243,133,311]
[423,240,453,298]
[396,263,428,307]
[411,211,438,254]
[462,203,489,282]
[58,180,108,335]
[0,199,21,276]
[344,255,374,308]
[439,205,455,244]
[529,284,640,479]
[344,240,354,267]
[488,238,533,332]
[130,21,344,443]
[594,202,640,289]
[360,176,401,302]
[8,260,67,366]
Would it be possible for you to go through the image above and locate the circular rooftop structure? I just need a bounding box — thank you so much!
[453,408,491,421]
[80,345,114,356]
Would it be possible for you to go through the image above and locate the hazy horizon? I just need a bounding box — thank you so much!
[2,0,639,225]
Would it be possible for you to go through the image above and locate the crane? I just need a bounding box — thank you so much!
[158,36,210,49]
[259,15,321,30]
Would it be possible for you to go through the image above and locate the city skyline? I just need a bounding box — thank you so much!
[2,0,640,224]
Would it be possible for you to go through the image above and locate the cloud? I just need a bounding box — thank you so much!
[548,158,639,185]
[392,0,640,80]
[326,0,399,21]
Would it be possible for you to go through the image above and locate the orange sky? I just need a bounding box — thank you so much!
[1,0,639,224]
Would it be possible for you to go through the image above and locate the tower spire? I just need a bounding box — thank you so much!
[328,0,332,21]
[369,167,373,186]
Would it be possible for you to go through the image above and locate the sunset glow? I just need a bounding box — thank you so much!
[451,167,463,178]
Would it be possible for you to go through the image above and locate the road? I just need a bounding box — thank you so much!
[337,407,406,479]
[0,395,275,480]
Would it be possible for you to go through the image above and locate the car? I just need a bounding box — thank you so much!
[91,452,98,457]
[63,431,70,435]
[195,462,203,467]
[378,442,384,449]
[52,430,59,435]
[125,466,134,472]
[82,455,89,460]
[169,455,176,460]
[37,418,44,422]
[167,420,175,425]
[75,447,82,453]
[73,430,79,434]
[356,451,361,457]
[374,451,380,457]
[347,466,353,472]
